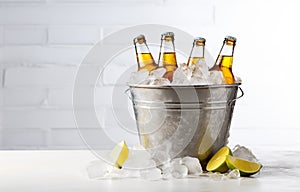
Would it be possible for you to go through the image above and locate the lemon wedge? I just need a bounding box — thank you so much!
[110,140,129,168]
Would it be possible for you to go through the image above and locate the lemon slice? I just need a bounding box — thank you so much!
[226,155,262,176]
[110,140,129,168]
[206,146,232,173]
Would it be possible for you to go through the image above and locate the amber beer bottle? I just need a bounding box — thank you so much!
[158,32,178,82]
[210,36,236,84]
[187,37,206,66]
[133,35,158,72]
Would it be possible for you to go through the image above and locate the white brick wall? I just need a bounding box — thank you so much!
[0,0,300,149]
[48,26,100,45]
[4,26,47,45]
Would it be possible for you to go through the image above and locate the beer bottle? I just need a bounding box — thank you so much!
[209,36,236,84]
[133,34,158,72]
[187,37,206,66]
[158,32,178,82]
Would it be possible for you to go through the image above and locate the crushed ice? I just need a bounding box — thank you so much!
[87,144,203,180]
[232,144,259,163]
[128,60,236,85]
[86,144,260,180]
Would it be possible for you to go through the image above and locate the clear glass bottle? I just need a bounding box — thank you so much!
[158,32,178,82]
[210,36,236,84]
[133,34,158,72]
[187,37,206,66]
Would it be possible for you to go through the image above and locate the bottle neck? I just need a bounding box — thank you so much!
[187,44,205,66]
[213,41,235,67]
[158,39,177,67]
[134,41,156,71]
[220,42,235,56]
[134,42,151,54]
[160,40,175,53]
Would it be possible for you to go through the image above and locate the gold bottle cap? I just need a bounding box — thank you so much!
[161,32,175,41]
[194,37,206,46]
[225,36,236,45]
[225,36,236,42]
[134,34,146,44]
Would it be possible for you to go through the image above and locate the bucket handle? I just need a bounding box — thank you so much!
[228,87,244,106]
[124,88,133,101]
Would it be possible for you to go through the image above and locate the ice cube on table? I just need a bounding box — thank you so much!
[171,164,188,179]
[232,145,259,162]
[226,169,240,179]
[107,167,130,179]
[170,158,182,166]
[86,160,112,179]
[128,69,149,84]
[160,158,185,179]
[182,156,203,175]
[206,172,226,180]
[140,168,162,180]
[122,147,155,169]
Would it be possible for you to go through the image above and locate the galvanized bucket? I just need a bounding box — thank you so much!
[127,83,243,167]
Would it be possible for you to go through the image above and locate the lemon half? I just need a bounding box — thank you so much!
[226,155,262,176]
[206,146,232,173]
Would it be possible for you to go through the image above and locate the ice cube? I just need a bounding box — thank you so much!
[159,158,184,179]
[122,148,155,169]
[182,156,203,175]
[149,68,166,78]
[128,69,149,84]
[132,143,146,150]
[107,167,128,179]
[226,169,240,179]
[189,76,210,85]
[179,63,189,72]
[86,160,112,179]
[141,77,170,85]
[192,60,210,79]
[232,145,258,162]
[209,71,225,84]
[172,68,190,85]
[235,76,242,83]
[206,172,226,180]
[140,168,162,180]
[171,164,188,179]
[170,158,182,166]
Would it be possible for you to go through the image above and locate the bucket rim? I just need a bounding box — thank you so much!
[128,82,241,89]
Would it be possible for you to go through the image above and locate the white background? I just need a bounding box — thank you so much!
[0,0,299,150]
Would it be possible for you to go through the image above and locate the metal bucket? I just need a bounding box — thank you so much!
[127,83,243,167]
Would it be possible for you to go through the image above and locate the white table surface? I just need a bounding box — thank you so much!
[0,149,299,192]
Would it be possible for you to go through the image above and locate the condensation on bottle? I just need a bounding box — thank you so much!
[158,32,178,82]
[133,34,158,72]
[209,36,236,84]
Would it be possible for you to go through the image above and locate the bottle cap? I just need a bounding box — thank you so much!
[161,32,175,41]
[225,36,236,46]
[194,37,206,46]
[133,34,146,44]
[225,36,237,42]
